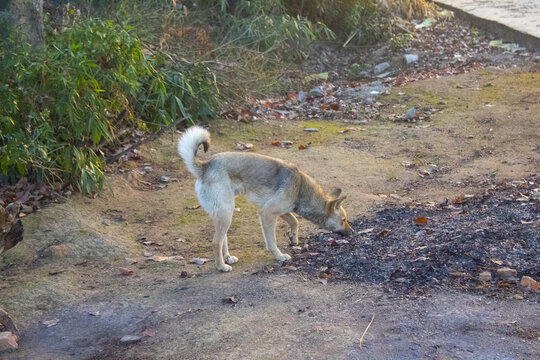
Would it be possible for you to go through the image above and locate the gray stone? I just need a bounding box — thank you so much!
[309,87,325,98]
[405,107,416,120]
[497,267,517,280]
[334,82,387,105]
[159,176,171,183]
[304,128,319,132]
[120,335,142,343]
[404,54,419,64]
[478,271,492,282]
[0,331,18,351]
[373,62,390,75]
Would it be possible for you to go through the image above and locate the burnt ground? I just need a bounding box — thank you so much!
[291,177,539,299]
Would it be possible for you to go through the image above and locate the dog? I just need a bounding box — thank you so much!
[178,126,353,272]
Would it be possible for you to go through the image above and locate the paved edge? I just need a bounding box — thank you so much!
[434,1,540,51]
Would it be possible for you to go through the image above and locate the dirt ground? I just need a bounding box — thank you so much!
[1,66,539,359]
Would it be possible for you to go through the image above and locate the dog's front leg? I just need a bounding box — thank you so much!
[222,235,238,265]
[213,217,232,272]
[280,213,299,245]
[258,213,291,262]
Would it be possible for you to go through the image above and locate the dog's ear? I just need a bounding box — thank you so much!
[326,195,347,213]
[330,188,342,198]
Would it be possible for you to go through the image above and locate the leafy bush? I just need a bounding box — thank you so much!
[283,0,432,45]
[389,33,413,50]
[1,18,219,193]
[208,0,334,60]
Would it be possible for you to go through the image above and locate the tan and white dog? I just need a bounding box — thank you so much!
[178,126,353,272]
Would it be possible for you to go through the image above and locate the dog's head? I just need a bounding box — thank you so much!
[324,188,353,236]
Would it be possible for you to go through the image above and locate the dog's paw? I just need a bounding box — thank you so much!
[288,233,299,246]
[218,264,232,272]
[225,255,238,264]
[276,253,292,262]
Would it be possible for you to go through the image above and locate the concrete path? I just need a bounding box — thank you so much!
[435,0,540,50]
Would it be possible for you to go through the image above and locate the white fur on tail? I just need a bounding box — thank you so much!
[178,126,210,178]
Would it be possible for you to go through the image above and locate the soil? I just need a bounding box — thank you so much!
[1,18,540,360]
[291,176,539,297]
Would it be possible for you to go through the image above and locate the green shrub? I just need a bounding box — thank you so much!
[389,32,413,50]
[206,0,334,60]
[1,18,219,193]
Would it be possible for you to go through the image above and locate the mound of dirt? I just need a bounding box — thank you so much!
[292,177,539,297]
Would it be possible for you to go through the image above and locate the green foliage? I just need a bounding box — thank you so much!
[348,63,371,79]
[389,33,413,50]
[283,0,381,45]
[1,18,219,193]
[206,0,335,60]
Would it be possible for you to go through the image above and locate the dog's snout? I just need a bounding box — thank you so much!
[335,228,353,236]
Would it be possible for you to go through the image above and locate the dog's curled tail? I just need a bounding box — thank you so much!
[178,126,210,178]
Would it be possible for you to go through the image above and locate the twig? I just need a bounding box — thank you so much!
[359,314,375,348]
[106,117,187,164]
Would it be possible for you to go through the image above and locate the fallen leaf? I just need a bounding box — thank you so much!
[43,318,60,327]
[379,229,389,236]
[189,258,209,265]
[414,217,428,225]
[222,296,238,304]
[142,328,157,337]
[180,271,189,278]
[358,228,374,234]
[48,269,65,276]
[271,141,281,146]
[143,241,163,246]
[235,142,254,151]
[298,145,308,150]
[125,258,138,265]
[119,267,134,276]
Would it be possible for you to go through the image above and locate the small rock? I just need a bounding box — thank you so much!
[20,204,33,214]
[520,276,539,292]
[478,271,492,282]
[42,245,69,258]
[120,335,142,344]
[304,128,319,132]
[143,166,153,172]
[405,107,416,120]
[373,62,390,75]
[404,54,419,64]
[0,331,18,351]
[159,176,171,183]
[142,251,153,257]
[497,267,517,280]
[309,87,324,98]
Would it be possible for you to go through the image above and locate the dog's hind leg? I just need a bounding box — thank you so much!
[280,213,299,245]
[259,213,291,262]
